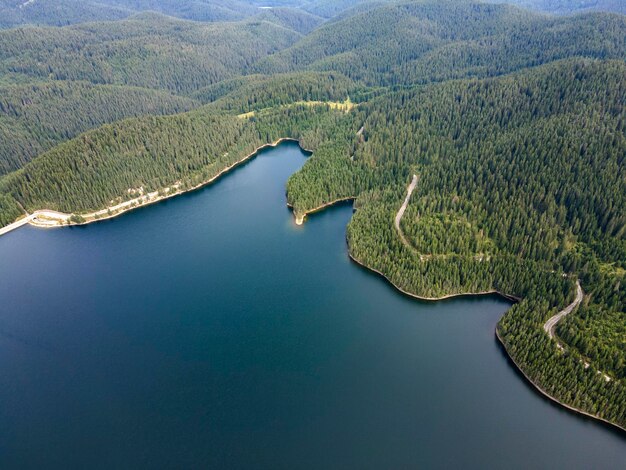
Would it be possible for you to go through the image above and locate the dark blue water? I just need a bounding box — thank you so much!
[0,142,624,468]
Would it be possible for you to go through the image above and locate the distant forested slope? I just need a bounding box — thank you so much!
[489,0,626,15]
[0,0,257,28]
[0,6,358,173]
[256,2,626,85]
[100,0,258,21]
[4,0,622,31]
[253,7,324,34]
[0,0,131,28]
[0,12,301,172]
[194,72,360,111]
[14,2,617,174]
[0,14,301,94]
[0,0,397,28]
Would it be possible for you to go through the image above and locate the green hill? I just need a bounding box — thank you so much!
[0,0,258,29]
[490,0,626,15]
[0,0,131,29]
[0,13,301,94]
[253,7,324,34]
[0,12,303,173]
[0,81,197,175]
[193,71,360,111]
[256,2,626,85]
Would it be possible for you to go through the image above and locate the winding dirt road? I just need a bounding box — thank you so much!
[395,174,418,247]
[543,279,583,343]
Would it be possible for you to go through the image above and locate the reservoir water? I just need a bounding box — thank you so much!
[0,142,624,468]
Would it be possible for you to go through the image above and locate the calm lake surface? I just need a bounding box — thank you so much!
[0,142,624,468]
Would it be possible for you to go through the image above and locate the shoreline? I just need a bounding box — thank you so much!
[289,197,356,225]
[348,243,624,433]
[4,138,623,433]
[292,196,518,303]
[495,328,626,434]
[1,138,311,236]
[348,248,521,302]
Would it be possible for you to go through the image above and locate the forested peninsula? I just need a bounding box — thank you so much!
[0,1,624,431]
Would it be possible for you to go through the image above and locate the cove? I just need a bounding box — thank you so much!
[0,141,624,468]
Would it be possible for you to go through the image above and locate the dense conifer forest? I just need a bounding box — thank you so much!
[0,14,301,93]
[0,0,624,430]
[498,0,626,15]
[0,0,395,29]
[255,2,626,86]
[0,81,197,174]
[2,0,624,31]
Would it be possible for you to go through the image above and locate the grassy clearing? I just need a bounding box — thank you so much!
[238,98,355,119]
[599,262,626,277]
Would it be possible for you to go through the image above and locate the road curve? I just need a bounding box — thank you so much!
[0,210,72,236]
[395,174,418,247]
[0,214,34,236]
[543,279,583,342]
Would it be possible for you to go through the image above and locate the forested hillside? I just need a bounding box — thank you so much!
[98,0,258,21]
[0,12,303,173]
[0,81,197,174]
[0,0,396,28]
[197,72,361,112]
[286,58,626,427]
[7,0,622,31]
[0,0,131,29]
[287,58,626,278]
[490,0,626,15]
[256,2,626,85]
[13,1,624,176]
[0,0,257,28]
[254,7,324,34]
[0,0,624,431]
[0,14,301,94]
[0,103,353,214]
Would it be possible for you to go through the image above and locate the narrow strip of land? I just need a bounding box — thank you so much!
[293,197,355,225]
[395,174,418,247]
